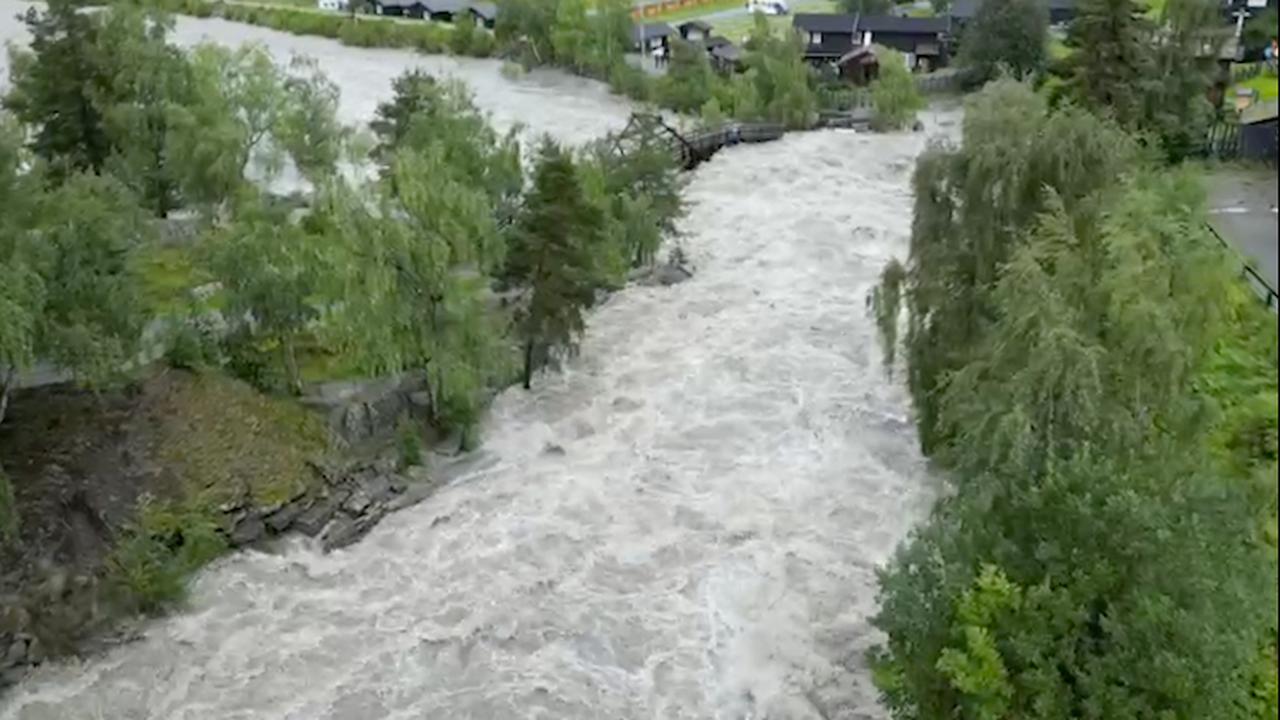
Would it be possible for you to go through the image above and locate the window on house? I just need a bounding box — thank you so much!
[809,31,822,44]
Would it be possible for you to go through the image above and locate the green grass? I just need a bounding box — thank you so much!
[1235,72,1280,102]
[706,0,835,41]
[1048,36,1073,61]
[136,244,213,316]
[151,371,329,508]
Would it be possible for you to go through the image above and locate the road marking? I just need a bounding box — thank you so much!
[1209,207,1250,214]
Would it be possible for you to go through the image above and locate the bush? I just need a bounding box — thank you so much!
[870,47,924,131]
[397,416,423,468]
[607,61,652,102]
[105,498,227,614]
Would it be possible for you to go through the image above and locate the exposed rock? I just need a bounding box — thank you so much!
[265,497,312,534]
[319,506,387,552]
[294,494,343,537]
[229,513,265,546]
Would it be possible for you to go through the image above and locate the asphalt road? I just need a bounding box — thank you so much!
[1207,167,1279,296]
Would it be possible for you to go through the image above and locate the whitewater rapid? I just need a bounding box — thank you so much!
[1,4,954,717]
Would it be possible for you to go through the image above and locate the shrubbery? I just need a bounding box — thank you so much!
[869,47,923,130]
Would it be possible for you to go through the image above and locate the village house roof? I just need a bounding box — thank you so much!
[421,0,466,13]
[678,19,714,33]
[469,2,497,20]
[632,22,675,44]
[792,13,858,33]
[855,15,950,34]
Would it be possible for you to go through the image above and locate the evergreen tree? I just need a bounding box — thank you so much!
[3,0,111,177]
[658,40,716,114]
[958,0,1049,84]
[1064,0,1154,128]
[510,138,604,389]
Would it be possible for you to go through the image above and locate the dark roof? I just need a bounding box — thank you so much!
[678,19,714,32]
[837,45,878,65]
[792,13,858,33]
[855,15,949,34]
[632,22,675,43]
[468,2,497,19]
[421,0,465,12]
[705,35,733,49]
[710,43,743,62]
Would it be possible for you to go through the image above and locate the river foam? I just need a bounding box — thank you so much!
[0,4,954,716]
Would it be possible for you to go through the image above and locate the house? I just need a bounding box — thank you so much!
[1240,101,1278,163]
[837,44,879,84]
[317,0,348,11]
[421,0,466,22]
[856,15,951,70]
[677,20,714,42]
[706,36,745,72]
[371,0,413,17]
[468,1,497,28]
[793,13,860,64]
[632,22,675,57]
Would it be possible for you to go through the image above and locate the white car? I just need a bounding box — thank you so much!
[746,0,789,15]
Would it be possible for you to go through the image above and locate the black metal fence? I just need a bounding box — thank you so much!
[1200,120,1243,159]
[1205,222,1278,311]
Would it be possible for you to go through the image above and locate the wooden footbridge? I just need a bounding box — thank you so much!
[614,113,786,171]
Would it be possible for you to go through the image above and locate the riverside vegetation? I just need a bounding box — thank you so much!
[0,0,686,663]
[135,0,925,131]
[869,78,1278,720]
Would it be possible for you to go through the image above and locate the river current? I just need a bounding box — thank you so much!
[0,4,953,717]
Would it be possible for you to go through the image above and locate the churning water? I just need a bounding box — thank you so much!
[0,4,957,716]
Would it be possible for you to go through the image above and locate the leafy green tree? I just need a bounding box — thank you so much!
[551,0,591,71]
[870,47,924,131]
[958,0,1049,84]
[510,138,604,389]
[878,80,1135,450]
[1140,0,1219,161]
[277,56,345,186]
[29,172,148,389]
[494,0,557,65]
[585,0,635,75]
[168,43,288,211]
[0,116,43,427]
[658,40,716,113]
[744,16,817,129]
[207,205,327,394]
[450,12,480,56]
[94,7,195,217]
[3,0,110,177]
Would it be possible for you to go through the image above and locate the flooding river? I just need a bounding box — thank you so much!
[1,4,951,717]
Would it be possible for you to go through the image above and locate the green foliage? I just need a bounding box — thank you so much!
[1243,7,1278,58]
[958,0,1049,84]
[277,57,345,185]
[870,48,924,131]
[1061,0,1218,160]
[870,77,1280,720]
[3,0,112,177]
[30,173,148,388]
[397,416,424,468]
[105,497,227,614]
[659,40,717,113]
[511,138,605,389]
[869,258,905,370]
[741,18,817,129]
[207,202,328,394]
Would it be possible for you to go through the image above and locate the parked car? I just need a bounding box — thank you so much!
[746,0,789,15]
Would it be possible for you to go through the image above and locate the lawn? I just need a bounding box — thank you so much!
[1235,72,1280,102]
[703,0,837,42]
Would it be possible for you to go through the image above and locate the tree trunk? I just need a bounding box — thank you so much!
[282,337,302,395]
[522,340,535,390]
[0,367,14,428]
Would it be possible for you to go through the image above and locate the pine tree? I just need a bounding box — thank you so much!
[1064,0,1154,128]
[511,138,604,389]
[958,0,1049,84]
